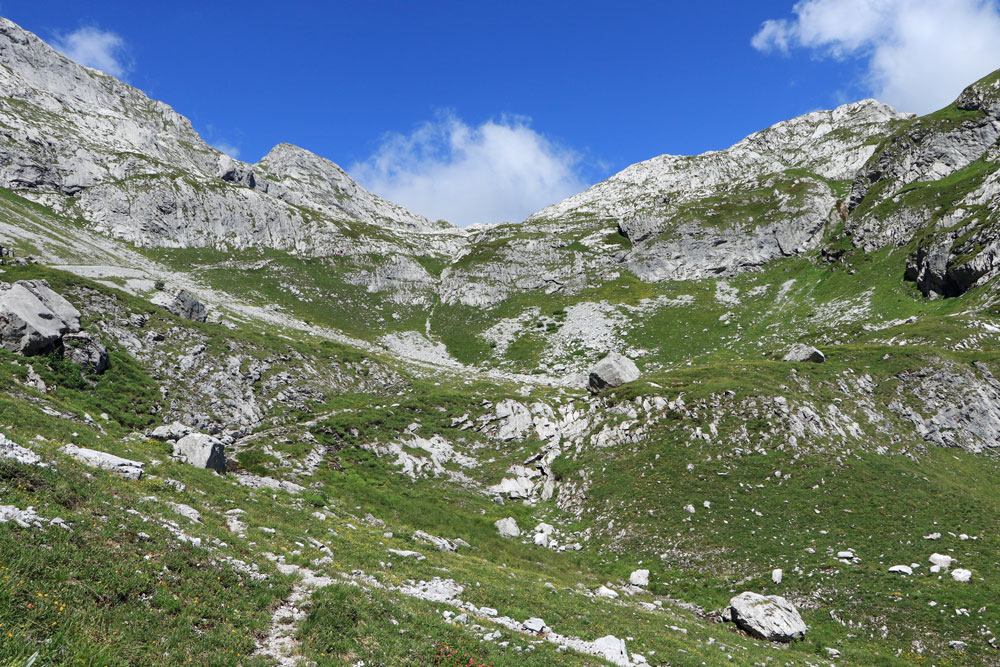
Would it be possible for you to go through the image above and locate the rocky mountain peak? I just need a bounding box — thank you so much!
[255,143,451,233]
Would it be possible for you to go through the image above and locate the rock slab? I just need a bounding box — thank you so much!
[61,444,143,480]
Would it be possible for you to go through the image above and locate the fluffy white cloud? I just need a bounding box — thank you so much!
[52,26,130,79]
[212,142,241,159]
[752,0,1000,113]
[350,114,587,226]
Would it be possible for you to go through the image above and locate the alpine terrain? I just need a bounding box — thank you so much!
[3,15,1000,666]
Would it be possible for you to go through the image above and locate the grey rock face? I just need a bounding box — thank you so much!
[152,289,208,322]
[589,352,640,392]
[61,444,144,480]
[0,18,218,196]
[172,433,227,474]
[782,344,825,363]
[729,591,807,642]
[0,279,81,354]
[61,332,109,374]
[893,365,1000,453]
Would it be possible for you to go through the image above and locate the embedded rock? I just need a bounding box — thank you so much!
[0,433,45,467]
[61,444,144,480]
[591,635,631,667]
[150,422,194,442]
[588,352,640,393]
[523,617,548,634]
[61,332,109,374]
[172,433,226,474]
[0,280,81,355]
[729,592,807,642]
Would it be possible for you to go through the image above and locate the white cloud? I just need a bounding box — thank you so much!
[52,26,130,79]
[752,0,1000,113]
[350,113,588,225]
[212,142,241,159]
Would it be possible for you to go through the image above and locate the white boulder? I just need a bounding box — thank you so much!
[952,568,972,582]
[729,591,807,642]
[150,422,194,442]
[929,553,954,570]
[522,617,548,634]
[889,565,913,575]
[595,585,620,599]
[782,344,825,363]
[630,569,650,587]
[172,433,226,474]
[588,352,640,392]
[494,516,520,538]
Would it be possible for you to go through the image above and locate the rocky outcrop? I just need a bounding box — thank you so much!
[845,71,1000,298]
[892,364,1000,453]
[172,433,227,474]
[61,332,109,374]
[0,279,81,354]
[152,289,208,322]
[728,592,806,642]
[588,352,640,392]
[150,422,194,442]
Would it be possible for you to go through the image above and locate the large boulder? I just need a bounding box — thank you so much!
[61,332,109,374]
[152,289,208,322]
[494,516,520,538]
[588,352,640,393]
[172,433,226,474]
[0,280,81,355]
[729,591,807,642]
[782,344,825,363]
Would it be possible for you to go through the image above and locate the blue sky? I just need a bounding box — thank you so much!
[6,1,1000,224]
